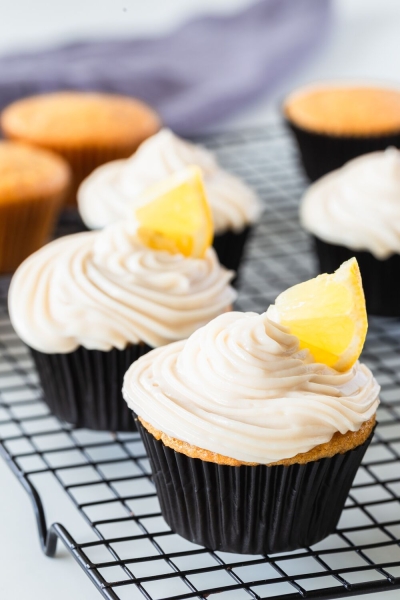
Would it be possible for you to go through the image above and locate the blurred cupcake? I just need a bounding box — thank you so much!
[78,128,261,272]
[301,148,400,316]
[1,92,161,205]
[284,83,400,181]
[8,167,235,431]
[124,260,379,554]
[0,141,71,273]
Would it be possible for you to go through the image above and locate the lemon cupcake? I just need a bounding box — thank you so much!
[1,92,161,205]
[78,128,261,273]
[0,141,71,273]
[284,83,400,180]
[9,167,236,431]
[123,259,379,553]
[301,147,400,316]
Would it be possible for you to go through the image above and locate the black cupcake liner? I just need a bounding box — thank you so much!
[313,237,400,317]
[30,344,152,431]
[286,120,400,182]
[213,226,251,278]
[138,421,373,555]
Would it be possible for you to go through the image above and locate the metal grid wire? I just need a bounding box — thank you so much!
[1,123,400,600]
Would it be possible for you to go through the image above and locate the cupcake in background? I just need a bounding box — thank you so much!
[78,128,261,273]
[1,92,161,205]
[8,167,236,431]
[301,147,400,316]
[284,83,400,181]
[0,141,71,273]
[123,259,379,554]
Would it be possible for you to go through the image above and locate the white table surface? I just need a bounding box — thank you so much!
[1,1,400,598]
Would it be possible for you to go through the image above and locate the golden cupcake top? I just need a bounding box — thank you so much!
[0,140,71,204]
[284,84,400,136]
[1,91,161,148]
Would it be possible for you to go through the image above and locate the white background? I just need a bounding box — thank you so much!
[1,0,400,598]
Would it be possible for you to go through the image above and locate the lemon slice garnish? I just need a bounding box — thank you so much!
[267,258,368,371]
[135,165,213,258]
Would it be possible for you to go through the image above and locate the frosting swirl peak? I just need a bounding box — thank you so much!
[9,223,236,353]
[123,311,379,464]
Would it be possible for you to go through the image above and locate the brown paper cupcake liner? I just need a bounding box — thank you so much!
[138,421,374,554]
[30,343,152,431]
[213,226,251,281]
[0,193,64,274]
[46,142,142,206]
[286,120,400,181]
[313,236,400,317]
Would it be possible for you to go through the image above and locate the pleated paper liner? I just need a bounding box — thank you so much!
[30,343,152,431]
[48,142,143,206]
[0,193,65,274]
[138,421,374,555]
[213,225,252,282]
[313,236,400,317]
[286,120,400,182]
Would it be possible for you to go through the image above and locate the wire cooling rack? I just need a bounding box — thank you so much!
[1,123,400,600]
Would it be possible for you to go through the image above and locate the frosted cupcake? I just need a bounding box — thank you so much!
[9,169,236,431]
[301,148,400,315]
[78,129,261,272]
[124,259,379,553]
[284,83,400,181]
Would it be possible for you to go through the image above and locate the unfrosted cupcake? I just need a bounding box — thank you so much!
[78,128,261,272]
[301,148,400,316]
[123,260,379,553]
[1,92,161,205]
[9,194,236,431]
[284,83,400,181]
[0,141,71,273]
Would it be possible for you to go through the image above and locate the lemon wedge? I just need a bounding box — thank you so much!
[134,165,213,258]
[267,258,368,371]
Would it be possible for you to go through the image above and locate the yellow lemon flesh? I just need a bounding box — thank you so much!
[267,258,368,371]
[135,165,213,259]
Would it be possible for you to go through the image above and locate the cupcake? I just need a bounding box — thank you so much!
[0,140,71,273]
[1,92,161,205]
[284,83,400,181]
[123,259,379,554]
[8,167,236,431]
[301,148,400,316]
[77,128,261,273]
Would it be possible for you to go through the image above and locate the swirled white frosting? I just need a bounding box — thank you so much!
[78,129,261,234]
[8,223,236,353]
[123,311,380,464]
[301,148,400,259]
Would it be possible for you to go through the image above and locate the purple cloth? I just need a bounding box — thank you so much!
[0,0,331,134]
